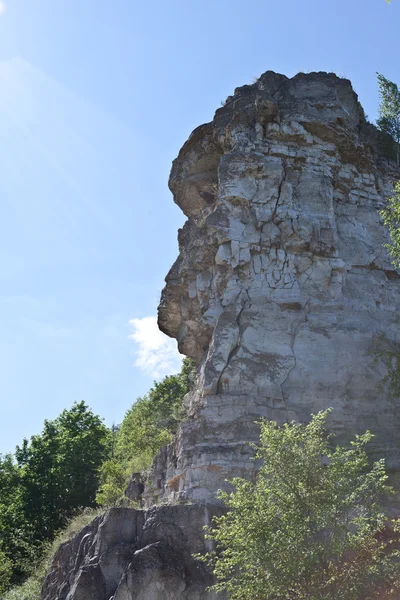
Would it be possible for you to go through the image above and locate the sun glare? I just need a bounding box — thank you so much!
[0,57,135,256]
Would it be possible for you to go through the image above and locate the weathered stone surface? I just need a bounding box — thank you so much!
[148,70,400,505]
[41,505,226,600]
[43,70,400,599]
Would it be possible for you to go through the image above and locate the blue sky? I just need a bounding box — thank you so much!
[0,0,397,453]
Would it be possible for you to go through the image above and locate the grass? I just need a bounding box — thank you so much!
[2,508,104,600]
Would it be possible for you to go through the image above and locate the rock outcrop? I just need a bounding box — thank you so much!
[147,70,400,506]
[43,71,400,599]
[42,506,225,600]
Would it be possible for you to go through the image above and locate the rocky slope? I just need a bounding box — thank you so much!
[42,71,400,599]
[42,506,225,600]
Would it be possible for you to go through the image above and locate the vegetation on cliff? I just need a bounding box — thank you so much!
[201,411,400,600]
[2,69,400,599]
[377,73,400,165]
[375,74,400,401]
[0,401,109,589]
[96,357,195,506]
[2,508,103,600]
[0,358,194,595]
[380,181,400,269]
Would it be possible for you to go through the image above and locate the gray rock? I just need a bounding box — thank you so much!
[42,505,225,600]
[148,70,400,505]
[42,70,400,599]
[125,473,144,505]
[42,509,144,600]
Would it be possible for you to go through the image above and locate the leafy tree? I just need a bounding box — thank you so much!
[14,401,110,546]
[0,454,31,585]
[201,411,400,600]
[377,73,400,165]
[0,548,13,595]
[0,402,110,588]
[380,181,400,268]
[96,358,195,505]
[95,458,129,507]
[116,357,195,463]
[378,151,400,398]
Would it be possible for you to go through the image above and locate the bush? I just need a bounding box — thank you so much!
[96,358,195,506]
[201,410,400,600]
[0,550,13,595]
[0,402,110,590]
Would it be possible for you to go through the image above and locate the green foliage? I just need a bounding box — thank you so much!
[95,458,130,507]
[0,549,13,595]
[200,411,400,600]
[96,358,195,506]
[378,173,400,400]
[0,454,29,585]
[14,401,109,545]
[0,361,196,589]
[377,73,400,165]
[0,401,110,589]
[380,181,400,269]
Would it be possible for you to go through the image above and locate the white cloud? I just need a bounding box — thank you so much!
[0,2,6,15]
[129,316,182,379]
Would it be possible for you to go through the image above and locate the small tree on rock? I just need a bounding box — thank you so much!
[377,73,400,166]
[381,180,400,269]
[0,549,12,595]
[201,411,400,600]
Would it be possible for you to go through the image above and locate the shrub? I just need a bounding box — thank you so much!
[201,410,400,600]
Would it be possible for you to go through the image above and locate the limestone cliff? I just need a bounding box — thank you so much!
[148,70,400,505]
[42,71,400,600]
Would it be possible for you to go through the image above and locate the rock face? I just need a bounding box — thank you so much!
[149,70,400,505]
[43,71,400,599]
[42,506,225,600]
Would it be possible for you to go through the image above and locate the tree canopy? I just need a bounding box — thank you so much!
[0,401,110,588]
[96,357,195,505]
[380,181,400,269]
[201,411,400,600]
[377,73,400,165]
[1,359,195,593]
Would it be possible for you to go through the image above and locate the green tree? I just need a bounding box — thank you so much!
[201,411,400,600]
[14,401,110,546]
[0,454,29,585]
[377,73,400,165]
[96,358,195,505]
[380,181,400,268]
[0,403,110,591]
[0,549,13,595]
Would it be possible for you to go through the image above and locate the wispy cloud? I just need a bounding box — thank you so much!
[0,2,6,15]
[129,316,182,379]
